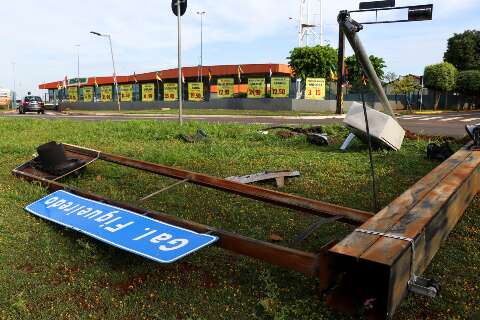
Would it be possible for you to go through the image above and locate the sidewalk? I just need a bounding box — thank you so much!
[63,110,347,120]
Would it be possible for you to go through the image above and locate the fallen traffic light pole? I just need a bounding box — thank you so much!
[12,140,480,319]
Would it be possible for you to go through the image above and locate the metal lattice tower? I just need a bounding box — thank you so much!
[298,0,324,47]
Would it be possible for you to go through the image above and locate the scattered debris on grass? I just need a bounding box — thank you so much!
[177,129,209,143]
[225,170,300,188]
[306,133,329,146]
[262,126,329,146]
[427,142,454,162]
[262,125,325,135]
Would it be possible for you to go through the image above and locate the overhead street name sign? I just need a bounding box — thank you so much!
[25,190,218,263]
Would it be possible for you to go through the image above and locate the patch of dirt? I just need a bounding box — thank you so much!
[112,273,149,296]
[17,263,35,273]
[200,271,218,289]
[49,265,81,286]
[404,129,467,143]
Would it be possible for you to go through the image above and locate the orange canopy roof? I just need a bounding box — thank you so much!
[39,64,292,90]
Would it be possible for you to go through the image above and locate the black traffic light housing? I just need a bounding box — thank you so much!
[408,4,433,22]
[359,0,395,10]
[349,3,433,25]
[171,0,187,17]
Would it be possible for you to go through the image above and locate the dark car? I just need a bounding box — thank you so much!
[19,96,45,114]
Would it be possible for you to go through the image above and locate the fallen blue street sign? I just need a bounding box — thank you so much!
[25,190,218,263]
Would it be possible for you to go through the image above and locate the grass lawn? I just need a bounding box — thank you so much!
[0,119,478,320]
[64,108,334,117]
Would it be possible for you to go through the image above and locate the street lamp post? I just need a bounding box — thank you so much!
[90,31,121,111]
[75,44,80,100]
[11,62,16,109]
[196,11,206,82]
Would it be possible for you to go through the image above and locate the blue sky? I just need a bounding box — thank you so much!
[0,0,479,97]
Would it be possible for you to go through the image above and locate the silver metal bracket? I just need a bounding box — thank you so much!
[408,276,440,298]
[225,171,300,188]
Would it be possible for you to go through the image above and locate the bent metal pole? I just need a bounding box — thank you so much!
[338,11,396,118]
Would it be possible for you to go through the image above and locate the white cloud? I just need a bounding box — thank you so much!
[0,0,478,97]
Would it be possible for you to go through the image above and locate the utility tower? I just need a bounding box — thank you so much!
[298,0,324,47]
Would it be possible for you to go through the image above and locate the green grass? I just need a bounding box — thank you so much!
[0,119,478,320]
[65,108,333,117]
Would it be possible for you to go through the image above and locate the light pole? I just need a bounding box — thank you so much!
[196,11,206,82]
[11,62,16,109]
[90,31,121,111]
[75,44,80,101]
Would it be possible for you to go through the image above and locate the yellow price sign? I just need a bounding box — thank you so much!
[305,78,326,100]
[142,83,155,102]
[271,77,290,98]
[163,83,178,101]
[247,78,266,99]
[217,78,234,98]
[119,84,133,102]
[100,86,112,102]
[188,82,203,102]
[83,87,94,102]
[67,87,78,102]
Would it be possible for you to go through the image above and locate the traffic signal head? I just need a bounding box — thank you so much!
[408,4,433,21]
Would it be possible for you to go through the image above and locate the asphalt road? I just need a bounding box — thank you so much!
[2,110,479,138]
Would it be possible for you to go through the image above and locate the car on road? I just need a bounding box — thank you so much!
[18,96,45,114]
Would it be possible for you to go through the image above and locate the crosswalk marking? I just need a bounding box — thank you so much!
[461,118,480,122]
[439,117,463,122]
[418,117,443,121]
[399,115,480,123]
[399,115,428,120]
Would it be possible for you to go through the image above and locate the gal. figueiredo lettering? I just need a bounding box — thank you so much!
[44,196,189,252]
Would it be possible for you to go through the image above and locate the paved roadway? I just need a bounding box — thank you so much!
[2,111,480,138]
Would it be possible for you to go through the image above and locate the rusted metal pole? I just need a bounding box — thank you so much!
[13,168,326,277]
[328,144,480,318]
[62,144,373,225]
[338,11,395,118]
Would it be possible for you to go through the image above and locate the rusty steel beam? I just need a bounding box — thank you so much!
[13,168,331,277]
[61,144,373,225]
[328,144,480,318]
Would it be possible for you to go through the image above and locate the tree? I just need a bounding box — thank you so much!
[456,70,480,109]
[392,76,421,111]
[444,30,480,71]
[345,55,386,91]
[384,71,399,84]
[287,45,338,80]
[423,62,457,109]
